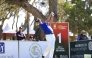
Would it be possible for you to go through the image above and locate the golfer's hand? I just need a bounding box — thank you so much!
[51,12,54,16]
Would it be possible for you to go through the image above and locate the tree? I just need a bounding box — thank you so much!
[5,0,58,21]
[5,0,46,21]
[49,0,58,21]
[0,0,20,39]
[57,3,67,22]
[61,0,92,35]
[3,0,58,40]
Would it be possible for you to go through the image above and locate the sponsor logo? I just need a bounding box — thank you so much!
[88,41,92,50]
[29,43,42,58]
[0,42,5,53]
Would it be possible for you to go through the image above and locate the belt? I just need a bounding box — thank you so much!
[45,33,53,35]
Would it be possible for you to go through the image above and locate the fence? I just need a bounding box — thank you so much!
[0,41,49,58]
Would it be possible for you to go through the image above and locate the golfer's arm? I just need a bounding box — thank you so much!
[49,16,54,23]
[46,13,52,22]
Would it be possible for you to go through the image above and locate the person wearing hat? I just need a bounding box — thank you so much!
[29,35,36,41]
[77,30,89,40]
[16,27,26,40]
[35,12,56,58]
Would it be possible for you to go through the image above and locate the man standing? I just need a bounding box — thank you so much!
[77,30,89,40]
[35,12,56,58]
[16,27,26,40]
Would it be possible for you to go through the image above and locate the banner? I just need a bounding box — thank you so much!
[51,22,69,58]
[19,41,49,58]
[0,41,18,58]
[70,40,92,58]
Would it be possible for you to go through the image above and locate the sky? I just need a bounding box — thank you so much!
[2,0,49,31]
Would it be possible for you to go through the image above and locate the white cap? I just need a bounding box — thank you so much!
[81,30,85,32]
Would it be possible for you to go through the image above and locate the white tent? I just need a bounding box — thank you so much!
[69,32,73,36]
[3,23,16,33]
[23,27,35,34]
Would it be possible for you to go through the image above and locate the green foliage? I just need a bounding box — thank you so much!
[57,2,73,22]
[58,1,92,35]
[4,0,12,4]
[0,0,20,24]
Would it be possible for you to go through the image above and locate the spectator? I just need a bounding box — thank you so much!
[16,27,26,40]
[77,30,89,40]
[29,35,36,41]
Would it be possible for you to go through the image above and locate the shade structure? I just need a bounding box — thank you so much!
[3,23,16,33]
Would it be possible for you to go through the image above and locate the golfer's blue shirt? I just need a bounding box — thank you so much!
[39,22,53,34]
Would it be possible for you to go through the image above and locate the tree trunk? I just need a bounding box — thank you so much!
[7,0,58,41]
[49,0,58,22]
[12,15,15,29]
[0,25,2,40]
[8,0,58,21]
[26,12,30,40]
[11,0,46,21]
[0,18,5,40]
[16,16,18,31]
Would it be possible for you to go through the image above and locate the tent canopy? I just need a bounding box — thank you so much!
[69,32,73,36]
[3,23,16,33]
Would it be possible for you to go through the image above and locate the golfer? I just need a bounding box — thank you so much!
[35,12,56,58]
